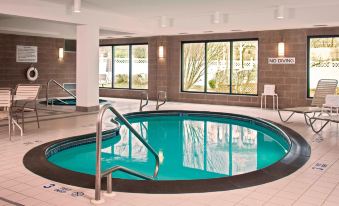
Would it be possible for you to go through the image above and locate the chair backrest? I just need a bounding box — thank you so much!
[324,95,339,107]
[312,79,338,107]
[15,84,41,100]
[0,89,12,108]
[263,84,276,95]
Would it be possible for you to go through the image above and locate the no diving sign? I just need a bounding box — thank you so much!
[268,57,295,64]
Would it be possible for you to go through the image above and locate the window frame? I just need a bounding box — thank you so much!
[180,38,259,96]
[99,43,149,90]
[307,35,339,98]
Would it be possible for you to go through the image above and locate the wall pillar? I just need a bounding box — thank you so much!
[76,24,99,112]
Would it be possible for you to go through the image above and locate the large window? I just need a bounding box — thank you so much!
[99,44,148,89]
[99,46,112,88]
[182,40,258,95]
[308,37,339,97]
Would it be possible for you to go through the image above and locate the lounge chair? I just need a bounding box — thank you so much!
[278,79,338,125]
[12,84,41,132]
[0,88,23,139]
[309,115,339,133]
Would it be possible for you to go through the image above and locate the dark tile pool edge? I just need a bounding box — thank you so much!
[23,110,310,194]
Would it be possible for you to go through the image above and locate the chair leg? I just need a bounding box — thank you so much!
[35,102,40,128]
[273,96,275,110]
[278,110,295,122]
[8,114,11,141]
[276,95,279,110]
[310,118,329,134]
[260,95,263,109]
[21,107,25,132]
[265,96,267,109]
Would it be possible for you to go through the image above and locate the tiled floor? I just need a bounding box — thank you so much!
[0,98,339,206]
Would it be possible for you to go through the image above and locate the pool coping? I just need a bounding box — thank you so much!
[23,110,311,194]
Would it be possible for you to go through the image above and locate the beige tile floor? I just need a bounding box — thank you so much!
[0,98,339,206]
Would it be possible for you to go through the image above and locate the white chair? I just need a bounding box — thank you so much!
[261,84,278,110]
[0,88,23,140]
[322,95,339,116]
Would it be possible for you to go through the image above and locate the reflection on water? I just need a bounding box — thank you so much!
[102,116,285,179]
[49,115,288,180]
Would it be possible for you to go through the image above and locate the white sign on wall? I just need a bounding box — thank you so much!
[16,45,38,63]
[268,57,295,64]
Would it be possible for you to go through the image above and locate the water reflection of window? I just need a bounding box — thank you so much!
[231,126,257,175]
[206,123,229,175]
[131,122,148,162]
[113,122,148,162]
[183,120,204,170]
[114,126,129,158]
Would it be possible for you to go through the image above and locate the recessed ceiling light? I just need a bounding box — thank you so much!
[275,5,285,19]
[73,0,81,13]
[313,24,328,27]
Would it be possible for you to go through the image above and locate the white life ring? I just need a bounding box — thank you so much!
[27,66,38,82]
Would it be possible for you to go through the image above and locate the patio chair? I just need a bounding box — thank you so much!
[278,79,338,125]
[12,84,41,132]
[309,95,339,133]
[0,88,23,140]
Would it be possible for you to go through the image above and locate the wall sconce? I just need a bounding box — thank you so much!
[58,48,64,60]
[158,46,164,58]
[278,42,285,57]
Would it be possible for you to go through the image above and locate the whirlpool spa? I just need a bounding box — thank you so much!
[24,111,310,193]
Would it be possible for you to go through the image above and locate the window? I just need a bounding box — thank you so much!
[99,46,112,88]
[308,37,339,97]
[181,40,258,95]
[114,46,130,88]
[131,45,148,89]
[99,44,148,89]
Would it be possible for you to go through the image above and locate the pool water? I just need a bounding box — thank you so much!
[48,114,290,180]
[40,98,107,106]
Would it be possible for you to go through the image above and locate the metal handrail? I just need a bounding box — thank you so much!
[156,91,167,110]
[46,79,76,106]
[94,104,159,203]
[139,91,149,111]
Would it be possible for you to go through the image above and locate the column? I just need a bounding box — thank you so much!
[76,24,99,112]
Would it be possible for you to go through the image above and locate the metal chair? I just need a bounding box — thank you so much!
[0,88,23,139]
[278,79,338,125]
[12,84,41,132]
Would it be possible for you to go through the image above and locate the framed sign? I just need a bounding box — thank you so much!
[268,57,295,64]
[16,45,38,63]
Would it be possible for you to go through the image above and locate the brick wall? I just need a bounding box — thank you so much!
[0,33,76,98]
[101,27,339,108]
[2,27,339,108]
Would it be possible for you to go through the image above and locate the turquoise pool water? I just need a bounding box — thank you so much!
[48,114,290,180]
[40,98,107,106]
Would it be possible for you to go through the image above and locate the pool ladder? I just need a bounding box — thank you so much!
[92,104,159,204]
[139,91,167,111]
[45,79,76,107]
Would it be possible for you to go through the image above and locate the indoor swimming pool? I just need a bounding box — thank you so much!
[24,111,310,193]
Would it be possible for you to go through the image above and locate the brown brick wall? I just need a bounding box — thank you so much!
[101,27,339,108]
[2,27,339,108]
[0,33,76,99]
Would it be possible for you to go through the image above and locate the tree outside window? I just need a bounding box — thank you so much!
[182,40,258,95]
[309,37,339,97]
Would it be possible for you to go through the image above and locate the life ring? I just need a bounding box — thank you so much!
[27,66,38,82]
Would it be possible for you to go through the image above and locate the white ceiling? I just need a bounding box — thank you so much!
[1,0,339,39]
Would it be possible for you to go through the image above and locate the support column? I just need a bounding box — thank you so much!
[76,24,100,112]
